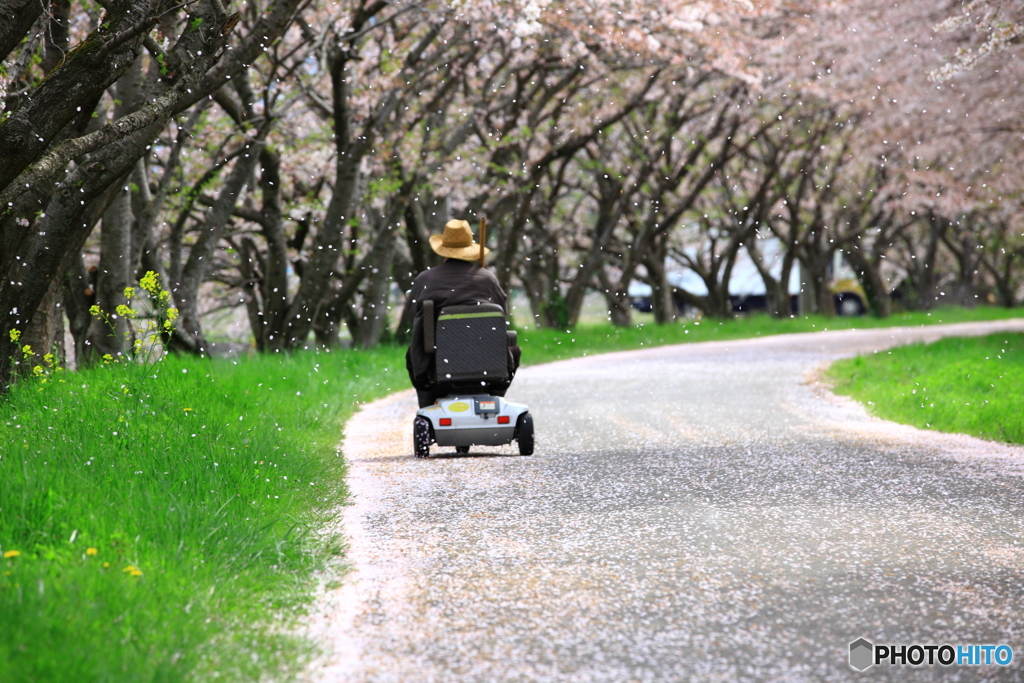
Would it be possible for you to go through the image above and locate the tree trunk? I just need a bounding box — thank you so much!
[391,250,418,345]
[912,215,946,310]
[944,234,979,308]
[845,246,891,318]
[564,190,623,326]
[981,253,1021,308]
[0,176,119,391]
[83,181,133,363]
[597,266,632,327]
[643,238,679,324]
[82,59,147,363]
[259,147,290,351]
[520,256,547,329]
[805,256,834,318]
[351,227,398,349]
[40,0,71,75]
[0,0,43,64]
[170,134,265,355]
[746,238,796,318]
[63,254,94,368]
[403,191,442,276]
[19,277,66,374]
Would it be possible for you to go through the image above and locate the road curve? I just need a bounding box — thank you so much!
[305,320,1024,682]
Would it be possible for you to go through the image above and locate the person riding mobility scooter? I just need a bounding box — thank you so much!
[405,219,533,458]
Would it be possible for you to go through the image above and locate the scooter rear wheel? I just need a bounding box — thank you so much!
[414,416,431,458]
[516,412,534,456]
[455,445,470,455]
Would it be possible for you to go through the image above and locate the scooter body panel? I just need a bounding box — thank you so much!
[417,395,528,448]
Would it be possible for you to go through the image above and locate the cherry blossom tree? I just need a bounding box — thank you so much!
[0,0,308,387]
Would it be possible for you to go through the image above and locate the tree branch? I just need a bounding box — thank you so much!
[0,86,180,213]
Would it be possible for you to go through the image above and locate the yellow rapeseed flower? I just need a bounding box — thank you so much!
[8,329,20,343]
[115,304,136,318]
[123,286,136,299]
[102,354,114,364]
[3,550,20,558]
[164,307,180,331]
[32,365,43,376]
[21,344,32,358]
[86,548,98,556]
[140,271,160,295]
[89,304,102,316]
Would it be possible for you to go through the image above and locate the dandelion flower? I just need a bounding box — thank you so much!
[130,568,143,577]
[3,550,20,558]
[122,565,137,573]
[102,562,110,568]
[86,548,98,556]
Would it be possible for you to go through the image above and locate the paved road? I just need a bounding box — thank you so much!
[307,321,1024,682]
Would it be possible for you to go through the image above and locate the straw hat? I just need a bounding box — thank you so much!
[429,219,491,261]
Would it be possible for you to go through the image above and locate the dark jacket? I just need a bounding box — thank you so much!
[405,259,514,390]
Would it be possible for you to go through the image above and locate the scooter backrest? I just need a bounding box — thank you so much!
[433,303,508,383]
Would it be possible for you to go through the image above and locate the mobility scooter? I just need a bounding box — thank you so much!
[413,301,533,457]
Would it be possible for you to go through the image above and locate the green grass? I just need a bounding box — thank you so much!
[517,306,1024,366]
[2,304,1022,681]
[828,332,1024,444]
[0,345,405,682]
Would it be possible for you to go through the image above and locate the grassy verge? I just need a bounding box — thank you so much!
[828,332,1024,444]
[0,346,405,682]
[2,305,1021,681]
[517,306,1024,365]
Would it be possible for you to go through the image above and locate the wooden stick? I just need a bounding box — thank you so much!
[478,216,487,266]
